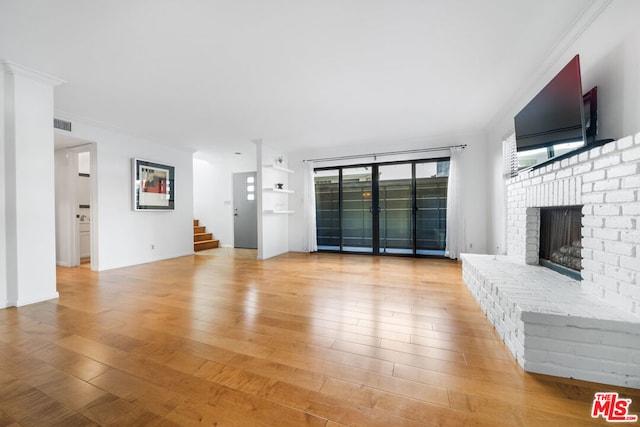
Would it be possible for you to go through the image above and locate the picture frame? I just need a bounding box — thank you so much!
[132,158,175,211]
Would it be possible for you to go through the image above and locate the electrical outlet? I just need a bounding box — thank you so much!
[151,244,155,250]
[469,243,473,249]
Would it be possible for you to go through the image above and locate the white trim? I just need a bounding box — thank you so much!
[54,110,197,154]
[16,292,60,307]
[486,0,613,131]
[0,60,65,86]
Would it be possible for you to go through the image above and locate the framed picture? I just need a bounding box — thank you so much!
[133,158,175,210]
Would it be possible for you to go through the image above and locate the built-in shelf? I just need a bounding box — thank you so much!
[263,188,295,194]
[264,164,294,174]
[263,162,294,215]
[263,210,295,214]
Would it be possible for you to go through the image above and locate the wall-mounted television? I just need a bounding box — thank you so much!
[514,55,600,170]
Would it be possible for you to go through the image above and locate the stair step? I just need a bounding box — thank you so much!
[194,240,219,251]
[193,219,218,251]
[194,232,213,242]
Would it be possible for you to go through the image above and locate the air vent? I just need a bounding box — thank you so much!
[53,118,72,132]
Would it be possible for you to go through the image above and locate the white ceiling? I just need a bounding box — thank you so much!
[0,0,596,155]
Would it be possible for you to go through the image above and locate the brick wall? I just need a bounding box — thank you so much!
[506,134,640,315]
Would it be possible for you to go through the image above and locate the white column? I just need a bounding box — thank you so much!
[254,139,264,260]
[1,60,65,307]
[0,61,6,307]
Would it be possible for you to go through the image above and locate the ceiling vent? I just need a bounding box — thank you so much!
[53,118,72,132]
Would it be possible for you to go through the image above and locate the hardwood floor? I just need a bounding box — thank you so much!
[0,252,638,426]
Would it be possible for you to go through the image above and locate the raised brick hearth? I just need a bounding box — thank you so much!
[462,133,640,388]
[462,254,640,388]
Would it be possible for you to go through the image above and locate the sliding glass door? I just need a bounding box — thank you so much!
[379,163,413,254]
[416,161,449,255]
[315,158,449,256]
[315,169,340,250]
[342,167,373,252]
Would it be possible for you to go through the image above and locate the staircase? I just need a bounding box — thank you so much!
[193,219,219,251]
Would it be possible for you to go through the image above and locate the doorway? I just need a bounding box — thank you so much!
[314,158,449,256]
[77,151,91,266]
[232,172,258,249]
[54,140,97,269]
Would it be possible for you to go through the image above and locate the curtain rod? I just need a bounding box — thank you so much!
[303,144,466,163]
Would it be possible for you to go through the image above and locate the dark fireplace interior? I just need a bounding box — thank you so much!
[539,206,582,278]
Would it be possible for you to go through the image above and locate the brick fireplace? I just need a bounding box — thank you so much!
[507,134,640,313]
[462,133,640,388]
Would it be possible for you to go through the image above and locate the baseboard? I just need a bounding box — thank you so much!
[16,292,60,307]
[97,251,195,272]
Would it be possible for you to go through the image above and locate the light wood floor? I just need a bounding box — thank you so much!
[0,252,638,426]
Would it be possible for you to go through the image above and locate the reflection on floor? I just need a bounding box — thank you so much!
[9,252,633,425]
[194,246,257,259]
[318,246,446,256]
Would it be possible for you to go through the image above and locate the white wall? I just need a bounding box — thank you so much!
[193,147,256,247]
[56,118,194,271]
[487,0,640,252]
[287,133,489,254]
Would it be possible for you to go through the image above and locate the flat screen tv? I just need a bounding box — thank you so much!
[514,55,597,170]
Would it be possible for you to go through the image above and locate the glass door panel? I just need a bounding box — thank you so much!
[342,167,372,252]
[378,164,413,254]
[314,159,449,257]
[415,160,449,255]
[315,169,340,250]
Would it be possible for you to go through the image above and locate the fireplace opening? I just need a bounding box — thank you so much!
[539,206,582,280]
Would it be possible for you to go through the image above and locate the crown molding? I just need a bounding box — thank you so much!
[0,60,65,87]
[54,109,198,154]
[533,0,613,76]
[485,0,613,136]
